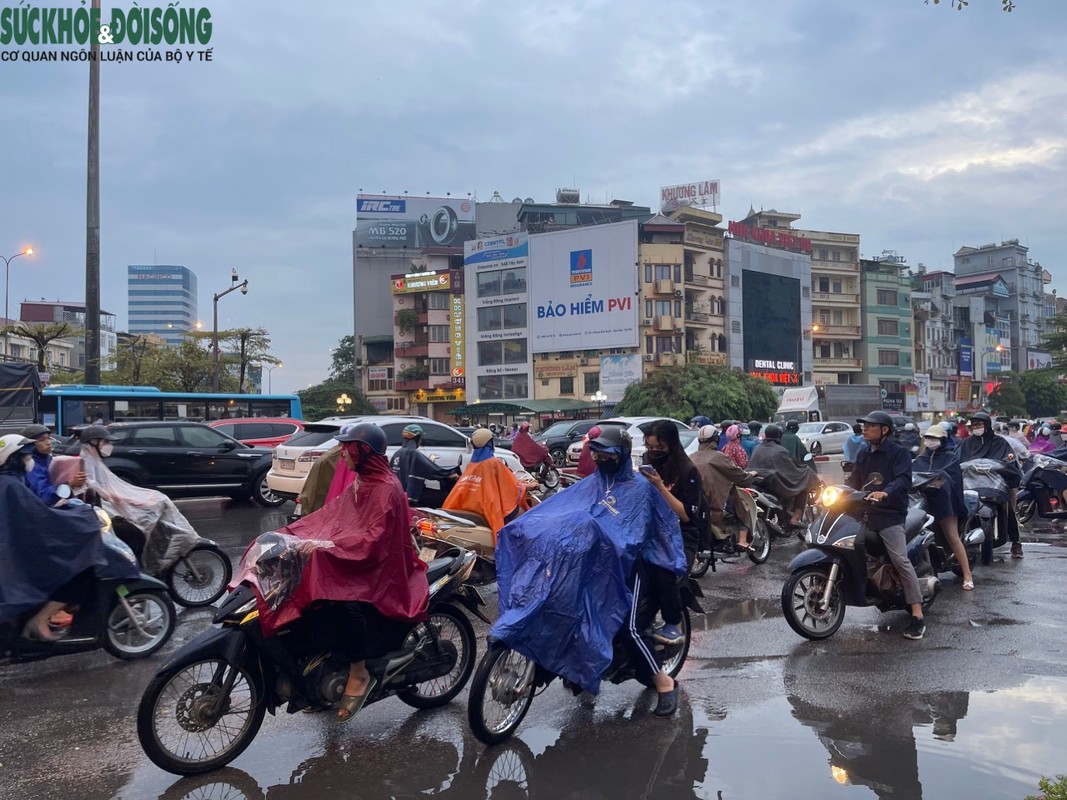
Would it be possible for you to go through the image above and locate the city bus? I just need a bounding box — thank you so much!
[40,385,303,436]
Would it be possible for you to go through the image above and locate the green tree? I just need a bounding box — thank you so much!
[217,327,278,393]
[330,334,357,385]
[1041,312,1067,373]
[153,339,237,392]
[614,365,778,422]
[0,321,79,371]
[988,380,1027,417]
[1015,370,1066,418]
[297,377,376,421]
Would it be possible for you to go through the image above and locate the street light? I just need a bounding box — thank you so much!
[262,362,281,393]
[212,268,249,391]
[3,247,33,356]
[590,389,607,417]
[797,324,820,385]
[336,392,352,414]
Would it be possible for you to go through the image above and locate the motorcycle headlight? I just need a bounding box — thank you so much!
[819,486,841,507]
[833,535,856,550]
[94,507,113,534]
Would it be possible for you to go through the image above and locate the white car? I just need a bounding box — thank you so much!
[266,415,524,501]
[795,420,853,455]
[565,416,691,465]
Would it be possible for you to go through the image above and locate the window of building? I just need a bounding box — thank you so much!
[655,300,672,317]
[877,289,898,306]
[654,264,671,281]
[504,375,528,399]
[477,271,500,298]
[428,325,449,343]
[880,380,901,393]
[428,292,450,310]
[877,349,900,366]
[818,343,831,358]
[731,320,741,333]
[645,300,653,318]
[833,310,843,325]
[644,264,652,283]
[504,340,527,363]
[583,372,600,394]
[368,367,394,392]
[429,358,450,374]
[477,306,501,331]
[877,319,898,336]
[731,275,740,288]
[818,248,828,261]
[819,310,831,325]
[818,277,829,292]
[674,265,682,284]
[655,335,673,353]
[832,250,841,261]
[478,376,502,400]
[478,341,502,365]
[559,376,574,395]
[502,269,526,294]
[501,303,527,329]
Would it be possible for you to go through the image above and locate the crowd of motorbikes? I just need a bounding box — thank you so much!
[12,422,1060,778]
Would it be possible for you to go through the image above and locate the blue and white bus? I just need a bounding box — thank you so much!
[40,385,303,436]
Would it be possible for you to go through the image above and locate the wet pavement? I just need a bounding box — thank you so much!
[3,499,1067,799]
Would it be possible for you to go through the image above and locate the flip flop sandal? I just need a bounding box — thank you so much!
[962,580,974,591]
[336,676,378,723]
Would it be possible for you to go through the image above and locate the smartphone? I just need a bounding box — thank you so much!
[638,464,656,476]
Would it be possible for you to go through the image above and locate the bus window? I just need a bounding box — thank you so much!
[163,401,207,422]
[113,398,163,422]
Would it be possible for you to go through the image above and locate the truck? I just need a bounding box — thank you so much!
[774,384,884,425]
[0,361,41,436]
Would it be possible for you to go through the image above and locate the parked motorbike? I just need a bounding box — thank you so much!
[1016,453,1067,525]
[467,599,691,745]
[110,517,231,608]
[959,459,1015,555]
[910,472,985,577]
[780,476,941,641]
[137,539,485,775]
[1,509,176,664]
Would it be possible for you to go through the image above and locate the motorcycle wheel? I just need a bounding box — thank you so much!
[166,544,233,608]
[157,767,263,800]
[748,517,772,564]
[781,566,845,640]
[541,468,561,491]
[549,448,566,468]
[104,589,176,659]
[1017,498,1035,525]
[398,605,477,709]
[468,642,537,746]
[659,606,691,679]
[690,550,712,578]
[138,657,266,776]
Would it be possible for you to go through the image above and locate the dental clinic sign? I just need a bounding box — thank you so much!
[1,2,213,62]
[527,220,639,353]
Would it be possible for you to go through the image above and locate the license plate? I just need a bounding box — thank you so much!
[419,546,438,563]
[278,459,295,470]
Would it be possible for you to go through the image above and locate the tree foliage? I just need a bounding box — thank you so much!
[988,380,1027,417]
[1008,371,1066,418]
[1040,312,1067,374]
[297,377,376,422]
[925,0,1015,11]
[614,365,779,422]
[1,321,79,370]
[330,334,357,385]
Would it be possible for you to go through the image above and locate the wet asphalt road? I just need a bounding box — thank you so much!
[2,497,1067,800]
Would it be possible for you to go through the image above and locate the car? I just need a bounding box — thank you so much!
[266,415,526,502]
[795,420,853,455]
[207,417,304,448]
[531,419,601,467]
[565,416,690,466]
[454,426,513,450]
[57,420,281,506]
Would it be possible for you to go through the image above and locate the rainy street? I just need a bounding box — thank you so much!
[2,497,1067,800]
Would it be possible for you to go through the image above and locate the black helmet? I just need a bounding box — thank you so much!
[969,412,992,428]
[79,425,116,443]
[748,420,762,432]
[763,424,783,441]
[335,422,387,454]
[20,423,50,440]
[589,426,631,450]
[857,410,893,429]
[785,420,800,433]
[852,423,863,435]
[690,415,711,427]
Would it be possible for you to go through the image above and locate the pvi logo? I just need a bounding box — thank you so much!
[358,199,406,213]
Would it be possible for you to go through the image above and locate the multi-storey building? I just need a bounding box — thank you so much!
[736,209,862,385]
[19,299,117,371]
[127,265,199,345]
[0,313,76,372]
[859,255,914,410]
[912,269,960,412]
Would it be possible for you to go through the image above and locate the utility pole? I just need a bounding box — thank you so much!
[84,0,101,384]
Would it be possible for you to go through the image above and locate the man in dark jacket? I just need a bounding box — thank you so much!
[748,425,819,528]
[390,424,460,505]
[782,420,816,473]
[847,411,925,640]
[21,424,85,506]
[956,411,1023,560]
[690,425,757,549]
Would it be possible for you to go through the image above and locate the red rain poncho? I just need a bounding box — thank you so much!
[512,430,552,470]
[239,453,428,636]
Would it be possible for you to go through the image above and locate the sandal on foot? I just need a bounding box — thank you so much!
[22,620,66,643]
[962,580,974,591]
[336,676,377,723]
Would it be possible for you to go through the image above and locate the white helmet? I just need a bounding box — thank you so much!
[698,424,720,442]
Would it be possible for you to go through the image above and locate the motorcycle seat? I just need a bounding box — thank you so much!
[425,557,455,585]
[444,510,491,529]
[904,506,928,540]
[963,490,979,516]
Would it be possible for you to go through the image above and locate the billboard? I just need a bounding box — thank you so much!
[527,220,639,353]
[660,180,720,213]
[742,269,801,385]
[463,233,528,270]
[1025,349,1053,370]
[600,354,643,402]
[959,336,973,377]
[356,195,475,248]
[391,272,450,294]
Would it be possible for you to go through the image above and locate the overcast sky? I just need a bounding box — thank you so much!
[1,0,1064,394]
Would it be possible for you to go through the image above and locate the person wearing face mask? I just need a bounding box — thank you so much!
[20,423,86,506]
[489,426,687,717]
[1028,426,1056,455]
[956,411,1023,560]
[75,425,202,577]
[242,422,429,723]
[913,426,975,590]
[722,424,749,470]
[0,434,138,642]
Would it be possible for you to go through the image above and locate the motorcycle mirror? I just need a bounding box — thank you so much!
[803,453,814,462]
[55,483,72,500]
[863,472,884,490]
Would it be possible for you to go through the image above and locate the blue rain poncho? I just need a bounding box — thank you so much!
[489,457,686,694]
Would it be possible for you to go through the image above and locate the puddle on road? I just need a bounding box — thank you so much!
[117,676,1067,800]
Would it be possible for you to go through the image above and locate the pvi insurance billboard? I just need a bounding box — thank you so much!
[527,220,639,353]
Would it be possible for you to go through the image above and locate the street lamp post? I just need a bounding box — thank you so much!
[212,268,249,392]
[3,247,33,357]
[590,389,607,417]
[262,362,281,394]
[336,392,352,414]
[797,324,820,384]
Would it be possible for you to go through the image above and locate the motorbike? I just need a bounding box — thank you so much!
[1,509,176,664]
[958,459,1016,556]
[137,539,486,776]
[466,597,691,745]
[910,472,985,577]
[780,475,941,641]
[690,488,771,577]
[1016,453,1067,525]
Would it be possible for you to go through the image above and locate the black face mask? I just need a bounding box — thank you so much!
[596,458,623,476]
[646,451,668,464]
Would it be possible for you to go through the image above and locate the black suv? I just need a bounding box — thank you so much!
[61,421,282,506]
[533,419,600,466]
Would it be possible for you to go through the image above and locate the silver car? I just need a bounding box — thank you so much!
[795,420,853,455]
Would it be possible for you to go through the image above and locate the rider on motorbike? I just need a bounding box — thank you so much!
[747,425,819,529]
[957,411,1023,560]
[391,424,461,504]
[912,425,975,591]
[511,421,556,480]
[442,429,538,537]
[21,423,86,506]
[690,425,758,550]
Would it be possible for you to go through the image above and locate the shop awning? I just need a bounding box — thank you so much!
[447,398,600,416]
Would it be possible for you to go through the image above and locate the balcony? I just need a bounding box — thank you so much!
[394,341,429,358]
[930,367,954,380]
[812,292,860,305]
[395,377,431,392]
[654,315,676,331]
[684,273,710,287]
[813,324,861,338]
[656,352,682,367]
[811,259,859,274]
[685,311,711,325]
[653,278,676,296]
[814,357,863,370]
